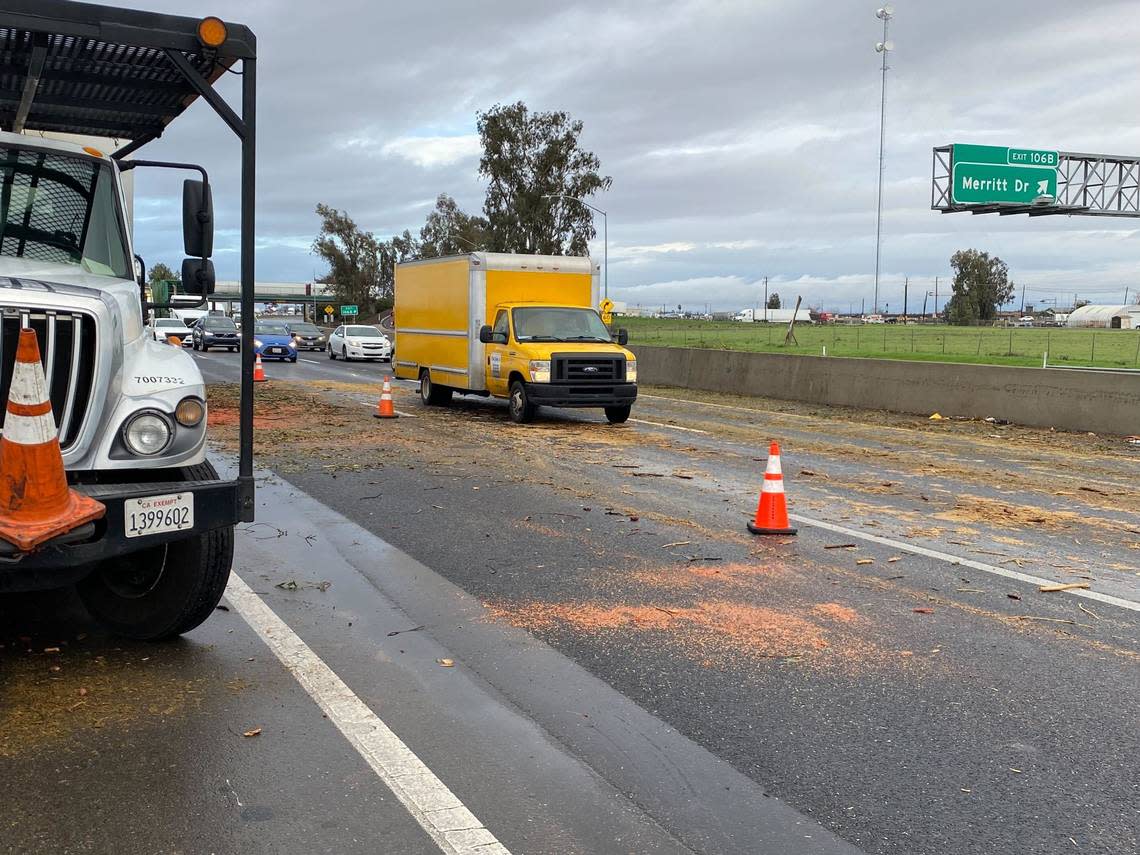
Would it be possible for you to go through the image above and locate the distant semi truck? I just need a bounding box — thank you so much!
[394,253,638,424]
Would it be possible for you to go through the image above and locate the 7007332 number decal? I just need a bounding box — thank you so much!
[124,492,195,539]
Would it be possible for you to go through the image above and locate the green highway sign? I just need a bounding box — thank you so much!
[951,144,1058,205]
[340,304,358,316]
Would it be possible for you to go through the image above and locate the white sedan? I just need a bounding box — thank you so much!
[150,318,192,346]
[328,324,392,361]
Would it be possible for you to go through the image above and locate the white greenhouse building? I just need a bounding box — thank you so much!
[1065,304,1140,329]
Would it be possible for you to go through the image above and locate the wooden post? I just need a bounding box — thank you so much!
[783,296,802,346]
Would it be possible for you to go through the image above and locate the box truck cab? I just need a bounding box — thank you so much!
[394,253,637,423]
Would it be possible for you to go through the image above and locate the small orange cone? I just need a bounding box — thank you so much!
[374,376,398,419]
[0,329,105,552]
[747,441,797,536]
[253,353,267,382]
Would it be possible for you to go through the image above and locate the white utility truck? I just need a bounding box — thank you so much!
[0,1,259,639]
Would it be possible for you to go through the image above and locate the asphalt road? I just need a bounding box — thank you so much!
[3,347,1137,854]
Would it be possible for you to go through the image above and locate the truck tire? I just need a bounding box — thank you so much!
[604,405,632,424]
[420,370,452,406]
[76,462,234,641]
[508,380,535,424]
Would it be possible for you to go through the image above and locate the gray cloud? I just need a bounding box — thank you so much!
[106,0,1140,311]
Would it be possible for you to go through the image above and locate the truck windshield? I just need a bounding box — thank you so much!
[512,307,612,342]
[0,145,131,279]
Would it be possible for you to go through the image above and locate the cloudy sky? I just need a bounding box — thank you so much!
[107,0,1140,312]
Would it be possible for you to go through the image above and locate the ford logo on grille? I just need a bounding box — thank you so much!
[583,366,599,373]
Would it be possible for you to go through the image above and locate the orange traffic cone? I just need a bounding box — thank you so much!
[0,329,105,552]
[374,376,398,419]
[253,353,267,382]
[747,441,797,536]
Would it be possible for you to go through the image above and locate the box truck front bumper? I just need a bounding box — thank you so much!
[526,382,638,409]
[0,479,241,593]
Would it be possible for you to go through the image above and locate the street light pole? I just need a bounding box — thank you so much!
[873,6,894,315]
[541,194,608,299]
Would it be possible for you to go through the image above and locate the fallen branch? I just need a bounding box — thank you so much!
[824,543,857,550]
[1077,603,1101,621]
[1038,582,1090,593]
[661,541,692,548]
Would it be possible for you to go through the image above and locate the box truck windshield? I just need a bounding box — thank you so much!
[513,307,613,342]
[0,144,131,278]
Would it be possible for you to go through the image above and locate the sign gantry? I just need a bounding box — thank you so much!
[931,144,1140,217]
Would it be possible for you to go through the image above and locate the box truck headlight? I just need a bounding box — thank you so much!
[123,411,173,456]
[626,360,637,383]
[528,360,551,383]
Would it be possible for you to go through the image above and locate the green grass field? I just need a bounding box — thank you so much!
[622,318,1140,369]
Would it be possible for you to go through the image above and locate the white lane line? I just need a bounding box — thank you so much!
[629,418,708,435]
[225,572,510,854]
[789,513,1140,614]
[301,358,324,364]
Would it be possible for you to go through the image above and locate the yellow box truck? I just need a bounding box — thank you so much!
[394,253,637,423]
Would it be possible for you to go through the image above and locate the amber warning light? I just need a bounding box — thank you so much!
[197,16,228,48]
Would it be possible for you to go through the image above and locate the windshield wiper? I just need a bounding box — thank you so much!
[519,336,569,342]
[564,336,612,342]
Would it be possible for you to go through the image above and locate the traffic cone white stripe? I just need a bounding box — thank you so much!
[760,479,785,494]
[8,358,49,405]
[2,411,57,445]
[764,454,783,476]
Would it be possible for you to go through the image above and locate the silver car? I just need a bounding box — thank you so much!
[328,324,392,362]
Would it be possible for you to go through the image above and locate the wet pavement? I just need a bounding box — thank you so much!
[2,349,1137,854]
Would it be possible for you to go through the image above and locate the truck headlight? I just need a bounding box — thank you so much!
[122,411,173,456]
[626,360,637,383]
[528,360,551,383]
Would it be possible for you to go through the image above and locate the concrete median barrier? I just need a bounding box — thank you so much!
[632,346,1140,436]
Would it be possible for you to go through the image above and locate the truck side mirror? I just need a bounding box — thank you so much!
[616,328,629,346]
[183,179,214,258]
[181,258,216,295]
[478,325,494,343]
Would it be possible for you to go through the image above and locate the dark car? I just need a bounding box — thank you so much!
[285,321,327,351]
[192,316,240,352]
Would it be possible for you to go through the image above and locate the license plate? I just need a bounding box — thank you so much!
[124,492,194,539]
[270,347,284,354]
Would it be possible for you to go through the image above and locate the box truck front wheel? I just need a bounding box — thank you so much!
[508,380,536,424]
[76,462,235,641]
[420,370,452,406]
[604,405,632,424]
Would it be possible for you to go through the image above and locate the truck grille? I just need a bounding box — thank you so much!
[0,307,96,450]
[552,354,625,383]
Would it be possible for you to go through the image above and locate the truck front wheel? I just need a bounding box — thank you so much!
[76,462,234,640]
[508,380,535,423]
[604,404,632,424]
[420,370,452,406]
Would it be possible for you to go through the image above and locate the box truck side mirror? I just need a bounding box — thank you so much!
[478,325,497,344]
[181,258,216,295]
[616,328,629,346]
[183,179,214,258]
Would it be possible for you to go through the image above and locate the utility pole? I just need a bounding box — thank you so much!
[861,297,865,316]
[872,6,894,315]
[1020,283,1026,314]
[903,276,908,320]
[763,276,768,321]
[934,276,939,320]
